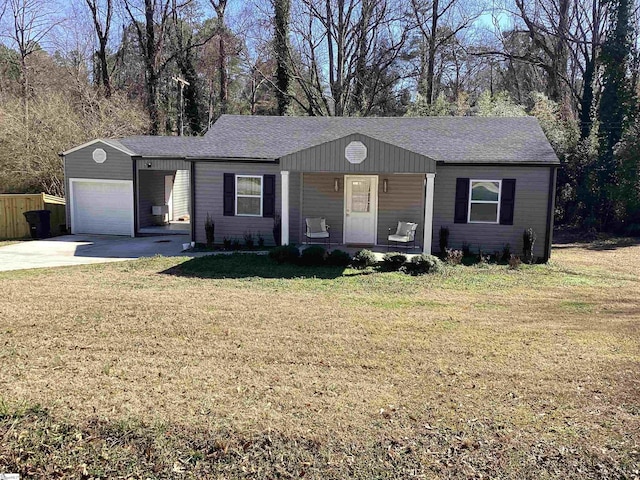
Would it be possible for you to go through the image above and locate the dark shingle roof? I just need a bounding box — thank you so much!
[201,115,559,164]
[112,115,559,164]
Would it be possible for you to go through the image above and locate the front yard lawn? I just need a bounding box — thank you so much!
[0,241,638,478]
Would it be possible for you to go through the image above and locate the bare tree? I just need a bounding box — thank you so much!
[409,0,483,105]
[85,0,113,97]
[291,0,407,116]
[122,0,174,134]
[4,0,61,125]
[209,0,228,115]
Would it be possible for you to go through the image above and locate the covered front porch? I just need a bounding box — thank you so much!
[282,172,435,253]
[278,133,436,254]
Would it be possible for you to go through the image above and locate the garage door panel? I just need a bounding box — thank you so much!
[72,180,133,236]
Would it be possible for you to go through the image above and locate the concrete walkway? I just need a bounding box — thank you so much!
[0,234,191,272]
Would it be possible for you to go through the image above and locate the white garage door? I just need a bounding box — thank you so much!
[71,180,134,236]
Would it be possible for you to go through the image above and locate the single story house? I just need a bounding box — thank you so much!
[62,115,559,260]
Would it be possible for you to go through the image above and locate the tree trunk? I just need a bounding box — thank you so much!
[425,0,439,105]
[274,0,292,115]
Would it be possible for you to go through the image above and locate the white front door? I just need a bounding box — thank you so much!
[164,175,174,222]
[344,175,378,244]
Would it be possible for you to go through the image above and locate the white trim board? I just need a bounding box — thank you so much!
[68,178,135,237]
[62,139,136,157]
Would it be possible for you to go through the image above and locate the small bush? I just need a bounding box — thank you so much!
[523,228,537,264]
[461,242,471,256]
[444,248,463,265]
[439,226,450,256]
[477,248,489,264]
[508,254,522,270]
[269,245,300,264]
[243,232,254,249]
[299,245,328,266]
[382,252,407,271]
[231,238,241,250]
[351,249,377,270]
[406,254,443,275]
[257,233,265,248]
[501,243,511,262]
[223,237,232,250]
[327,249,351,267]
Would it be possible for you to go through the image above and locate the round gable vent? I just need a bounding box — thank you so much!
[345,141,367,164]
[93,148,107,164]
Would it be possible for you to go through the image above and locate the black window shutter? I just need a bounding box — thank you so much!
[262,174,276,218]
[500,179,516,225]
[223,173,235,216]
[454,178,470,223]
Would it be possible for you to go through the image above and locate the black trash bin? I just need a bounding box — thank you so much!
[23,210,52,239]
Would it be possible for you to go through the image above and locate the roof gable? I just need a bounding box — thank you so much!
[62,138,135,157]
[280,132,436,173]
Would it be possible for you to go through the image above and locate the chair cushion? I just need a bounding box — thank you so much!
[396,222,417,237]
[389,234,412,243]
[307,232,330,239]
[306,217,326,234]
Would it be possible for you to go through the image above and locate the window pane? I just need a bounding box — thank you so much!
[237,196,261,215]
[471,181,499,201]
[470,203,498,222]
[237,177,261,196]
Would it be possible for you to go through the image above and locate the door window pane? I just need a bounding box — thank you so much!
[351,180,370,212]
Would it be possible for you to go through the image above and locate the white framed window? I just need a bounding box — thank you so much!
[235,175,263,216]
[468,180,501,224]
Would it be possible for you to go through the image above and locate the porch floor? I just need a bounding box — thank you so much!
[139,221,190,236]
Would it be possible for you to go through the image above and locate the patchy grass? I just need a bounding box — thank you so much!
[0,242,639,478]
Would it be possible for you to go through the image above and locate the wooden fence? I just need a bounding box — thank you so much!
[0,193,66,239]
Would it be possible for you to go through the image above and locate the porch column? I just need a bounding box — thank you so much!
[423,173,436,254]
[281,170,290,245]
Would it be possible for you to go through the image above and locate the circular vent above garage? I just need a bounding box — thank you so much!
[345,141,367,164]
[92,148,107,163]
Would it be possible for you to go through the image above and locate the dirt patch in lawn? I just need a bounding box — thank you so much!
[0,242,639,478]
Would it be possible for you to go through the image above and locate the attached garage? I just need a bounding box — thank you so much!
[63,138,192,237]
[69,179,134,236]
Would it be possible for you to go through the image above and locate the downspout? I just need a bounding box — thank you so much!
[190,160,196,244]
[132,156,139,237]
[544,166,558,262]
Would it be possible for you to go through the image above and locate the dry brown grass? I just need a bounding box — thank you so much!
[0,242,639,478]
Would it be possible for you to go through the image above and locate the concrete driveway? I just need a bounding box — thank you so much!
[0,234,191,272]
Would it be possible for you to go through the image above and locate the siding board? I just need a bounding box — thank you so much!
[64,143,133,228]
[281,133,435,173]
[194,162,284,245]
[432,165,550,258]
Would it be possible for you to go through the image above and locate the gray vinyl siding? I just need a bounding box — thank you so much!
[135,158,190,171]
[301,174,425,246]
[64,142,133,231]
[194,162,283,245]
[377,175,425,247]
[138,170,174,228]
[281,133,435,173]
[301,174,344,244]
[172,170,190,219]
[432,165,550,258]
